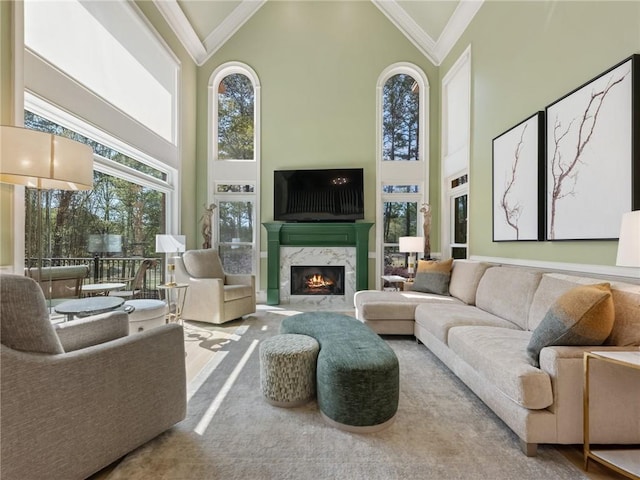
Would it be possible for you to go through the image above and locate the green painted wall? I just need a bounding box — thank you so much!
[197,1,439,289]
[441,1,640,267]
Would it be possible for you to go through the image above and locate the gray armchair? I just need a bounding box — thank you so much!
[0,274,186,480]
[174,248,256,324]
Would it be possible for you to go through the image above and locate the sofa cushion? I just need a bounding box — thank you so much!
[475,267,542,330]
[449,260,491,305]
[182,249,225,279]
[448,326,553,409]
[410,259,453,295]
[606,286,640,346]
[0,274,64,354]
[414,303,520,344]
[526,284,615,367]
[354,290,462,321]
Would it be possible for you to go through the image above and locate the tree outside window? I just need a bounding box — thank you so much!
[217,74,254,160]
[24,112,166,266]
[383,74,419,161]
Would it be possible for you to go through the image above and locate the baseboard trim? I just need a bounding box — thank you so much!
[470,255,640,282]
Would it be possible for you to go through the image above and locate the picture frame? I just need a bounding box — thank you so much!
[492,112,544,241]
[545,54,639,240]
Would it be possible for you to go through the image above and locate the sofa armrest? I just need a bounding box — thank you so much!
[1,324,186,480]
[54,310,129,352]
[539,345,640,444]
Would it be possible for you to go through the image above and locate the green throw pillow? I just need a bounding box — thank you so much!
[526,283,615,367]
[410,259,453,296]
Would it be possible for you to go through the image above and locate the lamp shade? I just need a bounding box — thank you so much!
[399,236,424,253]
[0,125,93,190]
[616,211,640,267]
[155,234,186,253]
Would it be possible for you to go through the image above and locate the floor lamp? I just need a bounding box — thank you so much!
[155,234,186,286]
[399,236,424,282]
[0,125,93,305]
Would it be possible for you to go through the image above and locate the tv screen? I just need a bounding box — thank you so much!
[274,168,364,222]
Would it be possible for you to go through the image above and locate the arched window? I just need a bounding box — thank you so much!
[376,64,429,287]
[209,63,260,277]
[383,74,420,161]
[217,73,255,160]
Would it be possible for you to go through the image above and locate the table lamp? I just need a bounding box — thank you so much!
[616,211,640,268]
[155,234,186,286]
[399,236,424,281]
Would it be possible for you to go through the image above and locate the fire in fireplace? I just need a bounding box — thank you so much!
[290,266,345,296]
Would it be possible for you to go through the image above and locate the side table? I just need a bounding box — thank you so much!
[583,350,640,480]
[157,283,189,325]
[54,296,125,322]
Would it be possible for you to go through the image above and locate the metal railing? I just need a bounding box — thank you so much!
[28,256,164,299]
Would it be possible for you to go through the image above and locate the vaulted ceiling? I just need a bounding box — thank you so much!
[153,0,483,66]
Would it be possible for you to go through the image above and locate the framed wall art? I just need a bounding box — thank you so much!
[492,112,544,241]
[545,54,639,240]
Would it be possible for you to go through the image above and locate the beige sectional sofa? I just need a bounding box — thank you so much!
[354,261,640,455]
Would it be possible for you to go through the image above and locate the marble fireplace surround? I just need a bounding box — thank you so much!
[263,222,373,305]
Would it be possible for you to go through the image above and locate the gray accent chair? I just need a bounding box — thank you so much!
[0,274,186,480]
[174,248,256,324]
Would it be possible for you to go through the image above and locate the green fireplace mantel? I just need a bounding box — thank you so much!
[263,222,374,305]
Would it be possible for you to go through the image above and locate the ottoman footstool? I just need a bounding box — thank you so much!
[124,299,168,334]
[260,334,320,407]
[280,312,399,433]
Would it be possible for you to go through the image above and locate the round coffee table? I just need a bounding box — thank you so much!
[54,296,125,321]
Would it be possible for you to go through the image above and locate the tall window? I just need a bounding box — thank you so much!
[383,74,420,161]
[377,63,429,285]
[217,74,254,160]
[209,63,260,277]
[24,108,173,265]
[442,48,471,260]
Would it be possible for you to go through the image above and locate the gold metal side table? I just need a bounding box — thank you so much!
[157,283,189,325]
[583,350,640,480]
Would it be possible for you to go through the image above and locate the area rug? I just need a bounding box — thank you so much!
[106,309,587,480]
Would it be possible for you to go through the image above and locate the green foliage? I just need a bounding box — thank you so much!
[24,112,165,261]
[383,74,419,161]
[217,74,254,160]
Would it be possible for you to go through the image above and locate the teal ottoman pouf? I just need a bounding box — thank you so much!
[280,312,399,432]
[260,334,320,407]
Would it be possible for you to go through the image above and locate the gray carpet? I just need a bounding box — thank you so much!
[107,309,588,480]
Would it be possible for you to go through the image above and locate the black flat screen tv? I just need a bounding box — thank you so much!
[274,168,364,222]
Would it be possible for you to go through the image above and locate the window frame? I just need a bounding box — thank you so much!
[208,63,261,279]
[25,93,180,233]
[376,63,429,287]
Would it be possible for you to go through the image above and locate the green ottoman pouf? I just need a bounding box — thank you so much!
[280,312,399,432]
[260,334,320,407]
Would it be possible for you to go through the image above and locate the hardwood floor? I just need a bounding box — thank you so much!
[89,311,626,480]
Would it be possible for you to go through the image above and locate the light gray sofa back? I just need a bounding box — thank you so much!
[449,260,491,305]
[528,273,640,345]
[475,266,542,329]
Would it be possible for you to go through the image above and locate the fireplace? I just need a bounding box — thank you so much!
[291,266,345,296]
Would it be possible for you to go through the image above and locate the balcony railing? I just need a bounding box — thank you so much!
[27,256,164,299]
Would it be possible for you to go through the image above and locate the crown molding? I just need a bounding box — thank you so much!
[435,0,483,63]
[203,0,266,61]
[372,0,483,66]
[371,0,438,65]
[153,0,207,65]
